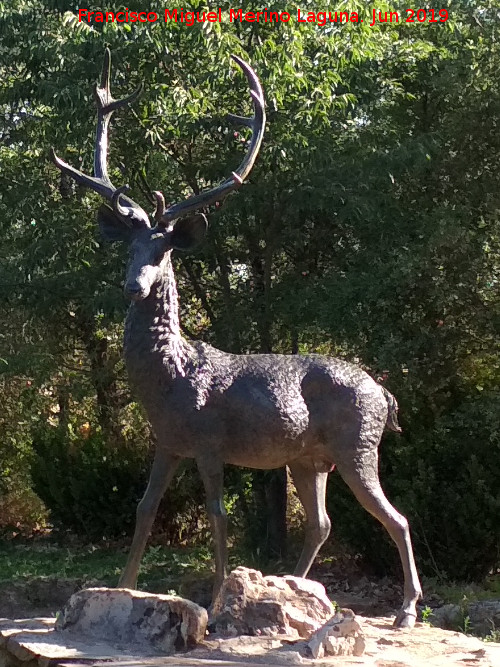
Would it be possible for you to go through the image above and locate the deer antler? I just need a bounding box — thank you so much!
[51,51,265,230]
[157,55,266,225]
[51,49,149,228]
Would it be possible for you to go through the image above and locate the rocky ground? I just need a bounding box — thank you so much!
[197,616,500,666]
[1,573,500,667]
[1,613,500,667]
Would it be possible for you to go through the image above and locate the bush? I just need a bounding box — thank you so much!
[0,484,47,536]
[327,391,500,582]
[30,423,209,544]
[30,426,150,539]
[0,381,46,533]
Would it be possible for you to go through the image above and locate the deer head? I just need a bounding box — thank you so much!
[51,49,265,301]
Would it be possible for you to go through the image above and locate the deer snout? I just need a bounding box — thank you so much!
[125,263,158,301]
[124,281,150,301]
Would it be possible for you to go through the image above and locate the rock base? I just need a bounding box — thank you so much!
[1,615,499,667]
[307,608,365,658]
[56,587,207,652]
[431,599,500,636]
[212,567,334,638]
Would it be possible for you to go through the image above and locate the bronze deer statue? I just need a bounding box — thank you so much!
[52,50,421,628]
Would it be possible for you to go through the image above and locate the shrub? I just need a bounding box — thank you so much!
[327,391,500,581]
[30,426,150,539]
[30,423,209,544]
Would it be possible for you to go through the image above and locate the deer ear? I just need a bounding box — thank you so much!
[170,213,208,251]
[97,204,132,242]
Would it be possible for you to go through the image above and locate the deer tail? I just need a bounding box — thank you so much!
[381,386,402,433]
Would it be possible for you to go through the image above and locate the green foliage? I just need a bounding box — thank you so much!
[399,394,500,581]
[484,628,500,643]
[421,606,433,624]
[29,420,212,543]
[0,541,215,588]
[0,380,49,535]
[30,425,150,539]
[0,542,125,583]
[328,392,500,581]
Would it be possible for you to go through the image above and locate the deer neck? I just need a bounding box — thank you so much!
[124,257,193,381]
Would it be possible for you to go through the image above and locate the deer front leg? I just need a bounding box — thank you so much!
[119,450,181,589]
[196,457,227,602]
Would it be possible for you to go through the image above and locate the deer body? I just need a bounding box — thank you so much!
[52,50,422,629]
[123,253,391,469]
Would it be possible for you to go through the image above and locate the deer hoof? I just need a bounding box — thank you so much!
[393,610,417,629]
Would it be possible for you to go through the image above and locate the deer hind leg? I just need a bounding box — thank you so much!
[196,457,227,602]
[288,459,331,579]
[119,450,181,589]
[336,451,422,628]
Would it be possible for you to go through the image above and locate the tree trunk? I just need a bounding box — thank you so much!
[246,225,287,561]
[76,310,124,444]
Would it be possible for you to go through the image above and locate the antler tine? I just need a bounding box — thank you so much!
[51,48,149,228]
[152,191,166,221]
[159,55,266,225]
[93,48,143,184]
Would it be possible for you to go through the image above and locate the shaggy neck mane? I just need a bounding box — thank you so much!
[124,256,193,377]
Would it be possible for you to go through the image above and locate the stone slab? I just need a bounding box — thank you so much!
[55,588,207,653]
[1,615,500,667]
[0,618,149,665]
